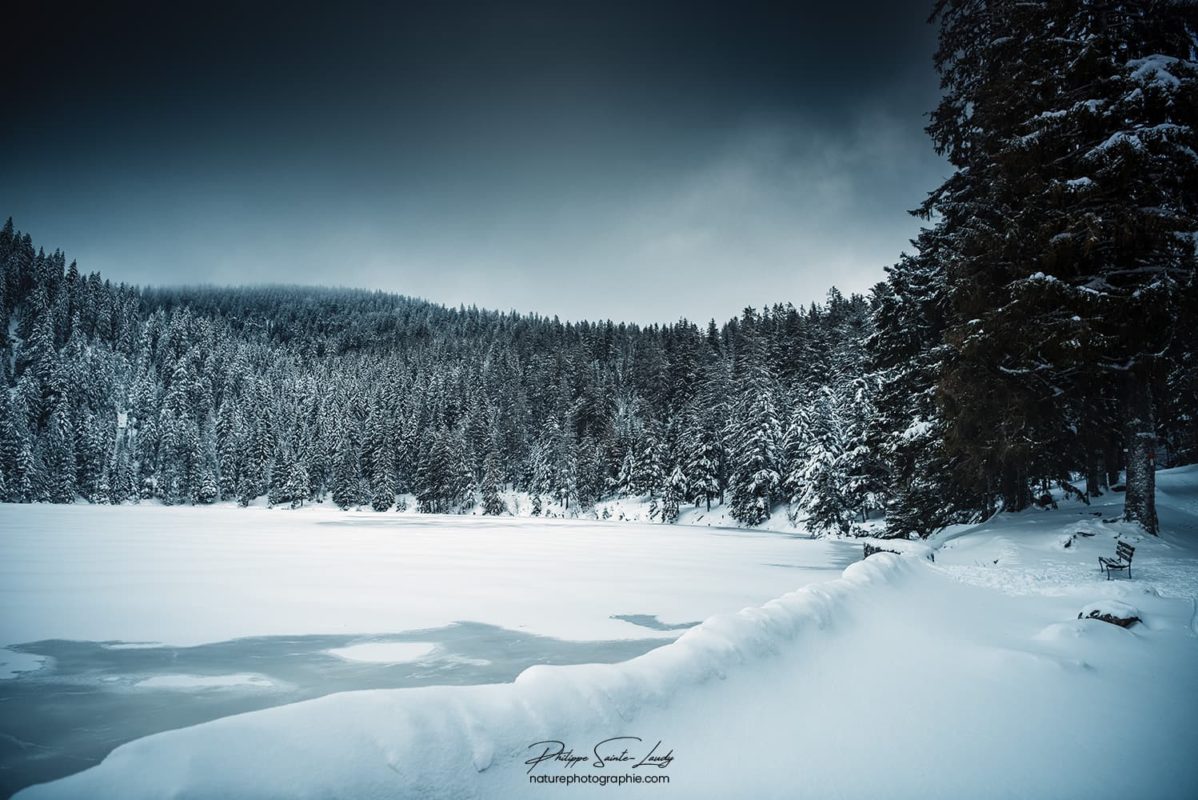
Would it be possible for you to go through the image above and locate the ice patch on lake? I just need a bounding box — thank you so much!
[134,673,274,690]
[440,654,492,667]
[0,649,45,679]
[103,642,163,650]
[325,642,435,664]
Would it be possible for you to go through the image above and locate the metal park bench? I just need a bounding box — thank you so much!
[1099,541,1135,580]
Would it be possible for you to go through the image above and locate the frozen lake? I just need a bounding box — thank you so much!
[0,504,856,796]
[0,625,672,797]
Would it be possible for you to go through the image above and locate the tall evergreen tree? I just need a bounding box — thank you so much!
[331,434,364,510]
[926,0,1197,532]
[727,343,782,526]
[480,448,507,516]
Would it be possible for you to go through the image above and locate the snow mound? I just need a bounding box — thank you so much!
[1032,619,1133,644]
[1033,620,1091,642]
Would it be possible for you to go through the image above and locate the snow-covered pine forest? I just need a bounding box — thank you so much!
[1,0,1196,541]
[0,233,884,532]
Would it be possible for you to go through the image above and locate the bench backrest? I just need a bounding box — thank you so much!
[1115,541,1135,562]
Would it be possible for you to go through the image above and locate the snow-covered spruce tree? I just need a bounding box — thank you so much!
[781,397,811,525]
[415,426,474,513]
[1080,4,1198,533]
[615,450,637,497]
[306,403,334,503]
[107,437,137,505]
[241,403,275,506]
[529,428,555,506]
[266,448,289,506]
[448,429,477,512]
[282,459,309,509]
[330,434,363,510]
[574,434,607,508]
[661,464,687,523]
[838,375,886,523]
[35,395,75,503]
[926,0,1197,532]
[865,239,973,538]
[727,336,782,526]
[461,377,491,481]
[925,0,1076,513]
[20,289,58,411]
[75,411,107,503]
[480,449,507,515]
[415,430,449,513]
[532,417,575,509]
[681,402,721,512]
[0,390,23,501]
[215,397,243,500]
[796,386,853,535]
[14,440,36,504]
[635,419,667,500]
[1162,268,1198,466]
[363,404,395,512]
[195,465,218,505]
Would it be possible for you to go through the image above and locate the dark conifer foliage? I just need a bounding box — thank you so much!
[879,0,1198,534]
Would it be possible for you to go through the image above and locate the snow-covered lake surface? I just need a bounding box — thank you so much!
[0,505,855,797]
[5,469,1198,799]
[0,505,854,646]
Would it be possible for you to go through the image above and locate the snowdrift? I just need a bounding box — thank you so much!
[15,556,911,799]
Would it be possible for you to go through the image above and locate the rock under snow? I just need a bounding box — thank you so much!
[1078,601,1141,628]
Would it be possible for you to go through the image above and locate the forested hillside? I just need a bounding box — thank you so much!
[1,1,1194,538]
[0,227,887,531]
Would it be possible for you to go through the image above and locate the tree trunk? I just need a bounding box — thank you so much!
[1085,459,1103,500]
[1001,461,1030,512]
[1085,436,1105,499]
[1123,374,1159,534]
[1105,434,1123,488]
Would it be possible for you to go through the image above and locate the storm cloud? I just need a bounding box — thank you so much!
[1,0,946,323]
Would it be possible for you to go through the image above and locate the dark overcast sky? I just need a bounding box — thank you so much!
[1,0,946,324]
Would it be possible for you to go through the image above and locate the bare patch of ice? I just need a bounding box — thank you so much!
[0,649,45,680]
[325,642,436,664]
[134,673,274,690]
